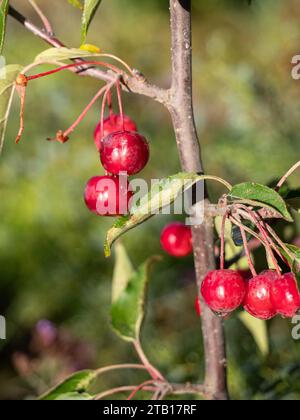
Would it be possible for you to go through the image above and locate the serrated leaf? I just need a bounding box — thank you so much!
[34,47,103,63]
[68,0,83,9]
[0,64,23,154]
[105,173,207,257]
[82,0,102,43]
[230,182,293,222]
[39,370,96,400]
[112,243,135,303]
[111,256,161,342]
[239,312,269,356]
[0,0,9,54]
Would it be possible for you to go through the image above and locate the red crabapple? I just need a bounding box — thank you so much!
[243,271,278,320]
[84,175,133,217]
[94,114,137,151]
[100,131,149,175]
[160,222,193,258]
[201,269,246,316]
[271,272,300,318]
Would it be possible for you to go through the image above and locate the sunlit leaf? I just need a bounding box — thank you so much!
[34,47,103,63]
[82,0,102,43]
[230,182,293,222]
[0,0,9,53]
[239,312,269,356]
[105,172,230,257]
[39,370,96,400]
[0,64,23,154]
[111,256,161,342]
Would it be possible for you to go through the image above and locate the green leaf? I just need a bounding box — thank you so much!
[0,64,23,154]
[111,256,161,342]
[239,312,269,356]
[68,0,83,9]
[105,172,222,257]
[55,392,93,400]
[230,182,293,222]
[0,0,9,54]
[112,242,135,303]
[82,0,102,43]
[34,47,103,63]
[39,370,96,400]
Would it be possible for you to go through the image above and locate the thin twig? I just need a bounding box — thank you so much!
[127,380,159,400]
[94,385,156,400]
[276,161,300,190]
[133,339,165,381]
[27,0,54,35]
[8,5,169,103]
[93,363,148,377]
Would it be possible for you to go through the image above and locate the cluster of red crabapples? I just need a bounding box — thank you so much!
[84,89,150,216]
[160,210,300,321]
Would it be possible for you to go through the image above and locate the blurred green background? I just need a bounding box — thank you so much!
[1,0,300,400]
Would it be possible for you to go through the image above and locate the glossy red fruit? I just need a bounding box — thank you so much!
[160,222,193,258]
[243,270,278,320]
[201,269,246,315]
[94,114,137,151]
[84,175,133,216]
[271,273,300,318]
[100,131,149,175]
[195,296,202,317]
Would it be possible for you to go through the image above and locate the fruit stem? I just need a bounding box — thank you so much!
[15,84,27,144]
[100,84,116,139]
[116,79,125,131]
[63,82,114,138]
[238,206,282,276]
[220,212,227,270]
[26,61,124,82]
[265,224,295,265]
[236,219,257,277]
[107,89,114,117]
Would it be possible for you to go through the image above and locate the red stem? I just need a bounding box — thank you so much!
[107,89,114,117]
[63,83,114,138]
[116,79,125,130]
[127,380,158,401]
[220,212,227,270]
[26,61,123,82]
[238,221,257,277]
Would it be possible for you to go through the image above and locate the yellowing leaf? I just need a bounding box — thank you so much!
[80,43,101,53]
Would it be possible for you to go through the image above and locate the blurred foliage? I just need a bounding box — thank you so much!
[0,0,300,400]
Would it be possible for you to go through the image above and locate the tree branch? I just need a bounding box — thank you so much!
[169,0,229,400]
[8,5,169,104]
